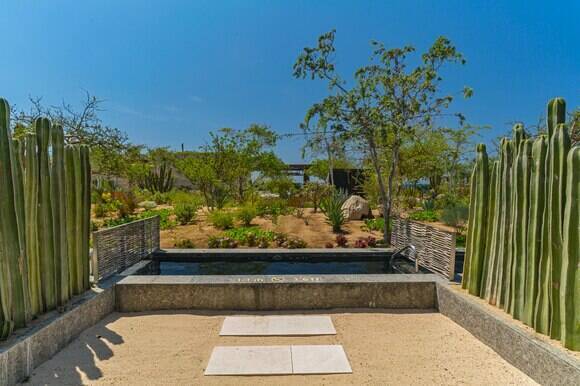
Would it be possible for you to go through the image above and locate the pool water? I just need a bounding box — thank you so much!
[140,258,431,275]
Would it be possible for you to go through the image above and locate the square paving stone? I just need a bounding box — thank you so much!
[204,346,292,375]
[291,345,352,374]
[220,315,336,336]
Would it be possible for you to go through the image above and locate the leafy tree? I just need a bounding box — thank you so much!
[294,30,470,241]
[306,158,353,181]
[176,124,284,208]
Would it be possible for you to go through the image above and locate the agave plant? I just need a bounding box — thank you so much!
[320,190,348,233]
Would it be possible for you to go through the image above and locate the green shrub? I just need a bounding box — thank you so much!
[174,239,195,248]
[408,209,439,222]
[138,200,157,209]
[209,210,234,230]
[223,227,276,245]
[237,205,257,226]
[320,190,347,233]
[362,218,384,232]
[441,204,469,227]
[256,197,291,218]
[152,191,170,205]
[140,208,176,229]
[207,236,238,248]
[422,199,435,211]
[94,203,107,218]
[174,203,198,225]
[283,237,307,249]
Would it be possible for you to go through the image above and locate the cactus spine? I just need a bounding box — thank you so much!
[51,125,69,306]
[560,146,579,350]
[522,136,547,326]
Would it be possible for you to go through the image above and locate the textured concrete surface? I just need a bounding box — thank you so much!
[205,346,293,375]
[115,274,441,311]
[291,345,352,374]
[0,279,116,385]
[220,315,336,336]
[26,311,536,385]
[437,283,580,386]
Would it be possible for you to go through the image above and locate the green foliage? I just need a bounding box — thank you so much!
[320,190,347,233]
[207,236,238,249]
[236,205,257,226]
[174,239,195,248]
[362,217,384,232]
[138,162,174,193]
[176,125,284,207]
[421,199,436,211]
[408,210,439,222]
[440,204,469,227]
[256,197,291,219]
[223,227,277,247]
[294,30,470,243]
[94,203,107,218]
[103,208,175,230]
[174,203,198,225]
[303,181,332,212]
[209,210,235,230]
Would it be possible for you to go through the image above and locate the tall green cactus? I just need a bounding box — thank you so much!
[64,146,80,295]
[547,98,566,137]
[496,138,514,308]
[547,123,571,340]
[463,144,489,296]
[503,124,525,312]
[12,139,32,323]
[51,125,69,306]
[80,145,91,290]
[24,134,42,316]
[560,146,579,350]
[522,135,547,326]
[73,146,85,293]
[511,139,532,320]
[480,160,498,299]
[36,117,56,311]
[0,98,28,328]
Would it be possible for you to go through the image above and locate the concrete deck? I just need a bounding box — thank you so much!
[26,311,536,385]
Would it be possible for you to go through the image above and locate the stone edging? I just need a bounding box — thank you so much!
[0,280,116,385]
[436,283,580,386]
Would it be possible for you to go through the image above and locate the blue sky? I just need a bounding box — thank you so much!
[1,0,578,162]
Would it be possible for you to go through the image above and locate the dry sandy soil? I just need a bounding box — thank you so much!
[26,311,536,385]
[161,208,384,249]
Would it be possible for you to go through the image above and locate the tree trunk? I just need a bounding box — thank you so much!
[367,135,390,243]
[384,143,400,243]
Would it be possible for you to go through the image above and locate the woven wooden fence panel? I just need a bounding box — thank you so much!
[92,216,160,282]
[391,218,456,280]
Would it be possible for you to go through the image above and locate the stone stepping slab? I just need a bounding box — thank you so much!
[205,345,352,376]
[219,315,336,336]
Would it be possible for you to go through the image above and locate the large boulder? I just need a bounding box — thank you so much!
[341,195,372,220]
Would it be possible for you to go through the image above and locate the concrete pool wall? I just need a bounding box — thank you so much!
[1,270,579,385]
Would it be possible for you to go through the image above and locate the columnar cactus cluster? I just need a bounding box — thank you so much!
[0,97,91,340]
[463,98,579,351]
